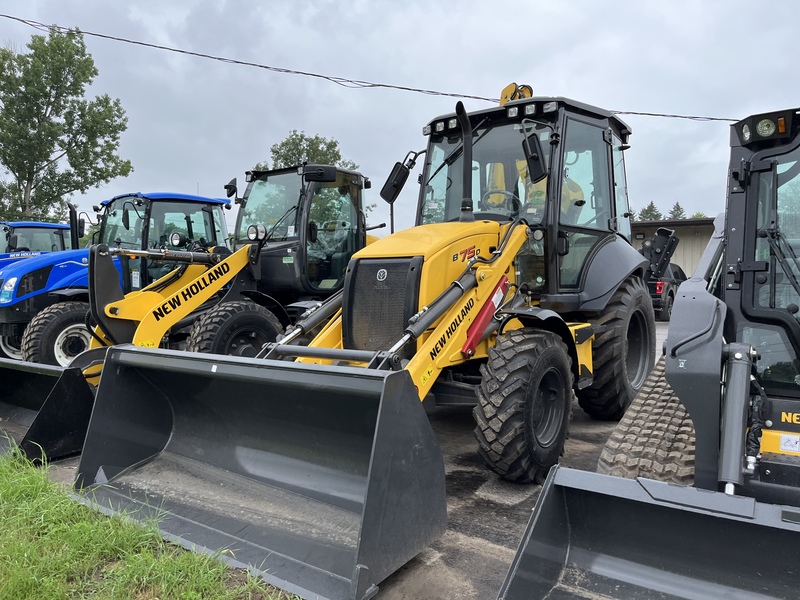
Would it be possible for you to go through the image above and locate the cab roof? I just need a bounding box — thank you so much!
[99,192,230,207]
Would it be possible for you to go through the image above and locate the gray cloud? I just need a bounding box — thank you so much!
[2,0,798,232]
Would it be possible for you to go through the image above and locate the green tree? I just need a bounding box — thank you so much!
[638,201,663,221]
[627,207,638,221]
[0,28,132,221]
[256,130,358,171]
[668,202,686,219]
[690,211,708,218]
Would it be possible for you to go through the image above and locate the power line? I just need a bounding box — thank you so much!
[1,13,739,123]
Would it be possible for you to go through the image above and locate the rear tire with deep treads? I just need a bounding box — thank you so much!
[596,357,695,485]
[474,329,574,483]
[187,300,283,357]
[577,275,655,420]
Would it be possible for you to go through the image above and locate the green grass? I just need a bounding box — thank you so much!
[0,449,295,600]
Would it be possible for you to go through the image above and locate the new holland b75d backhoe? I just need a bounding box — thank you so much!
[498,107,800,600]
[72,85,663,600]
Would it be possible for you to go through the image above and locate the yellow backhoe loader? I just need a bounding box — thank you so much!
[73,85,667,600]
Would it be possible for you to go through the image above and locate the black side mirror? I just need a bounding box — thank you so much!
[302,165,337,182]
[380,162,409,204]
[122,206,130,230]
[224,177,237,198]
[78,218,86,238]
[7,234,18,250]
[523,132,548,184]
[308,221,318,244]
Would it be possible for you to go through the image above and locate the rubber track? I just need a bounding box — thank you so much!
[596,356,695,485]
[474,329,573,484]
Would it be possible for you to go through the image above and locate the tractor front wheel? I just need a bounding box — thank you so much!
[22,302,93,366]
[474,329,573,483]
[187,300,284,357]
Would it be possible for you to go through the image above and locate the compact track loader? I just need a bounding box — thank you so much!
[499,107,800,599]
[73,87,660,599]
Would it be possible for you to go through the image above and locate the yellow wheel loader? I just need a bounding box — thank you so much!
[0,164,376,460]
[71,87,664,600]
[499,107,800,599]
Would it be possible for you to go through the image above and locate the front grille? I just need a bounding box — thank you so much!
[20,266,53,296]
[343,257,423,358]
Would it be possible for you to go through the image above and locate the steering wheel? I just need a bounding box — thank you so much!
[481,190,520,213]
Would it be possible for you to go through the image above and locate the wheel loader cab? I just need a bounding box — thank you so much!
[234,165,368,299]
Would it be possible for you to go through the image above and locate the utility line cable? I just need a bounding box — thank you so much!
[1,13,739,122]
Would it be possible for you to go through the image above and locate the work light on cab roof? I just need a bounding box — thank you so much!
[737,108,797,147]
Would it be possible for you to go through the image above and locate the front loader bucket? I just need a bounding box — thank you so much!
[500,466,800,600]
[0,357,95,461]
[75,345,447,600]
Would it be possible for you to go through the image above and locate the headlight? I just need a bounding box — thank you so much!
[0,277,18,303]
[756,119,776,137]
[247,224,267,241]
[742,124,751,142]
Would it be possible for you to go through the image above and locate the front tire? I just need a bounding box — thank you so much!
[473,329,574,483]
[596,357,695,485]
[21,302,93,366]
[577,276,655,420]
[187,300,284,357]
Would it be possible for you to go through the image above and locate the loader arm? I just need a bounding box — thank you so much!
[90,243,258,349]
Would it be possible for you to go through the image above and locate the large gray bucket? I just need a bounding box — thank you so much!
[0,357,95,461]
[75,344,447,600]
[500,466,800,600]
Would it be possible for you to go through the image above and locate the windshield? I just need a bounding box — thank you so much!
[100,198,229,249]
[419,119,552,224]
[238,171,303,241]
[3,226,67,252]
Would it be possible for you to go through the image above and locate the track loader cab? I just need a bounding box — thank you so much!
[500,108,800,599]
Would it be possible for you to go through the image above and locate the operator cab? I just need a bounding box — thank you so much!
[99,193,230,291]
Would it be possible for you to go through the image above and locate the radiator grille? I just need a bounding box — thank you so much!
[19,266,53,296]
[343,257,423,358]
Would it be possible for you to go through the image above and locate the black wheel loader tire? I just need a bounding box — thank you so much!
[21,301,92,366]
[187,300,283,357]
[577,275,655,420]
[596,357,695,485]
[473,329,573,484]
[660,294,673,322]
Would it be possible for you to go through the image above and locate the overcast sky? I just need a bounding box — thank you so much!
[1,1,798,233]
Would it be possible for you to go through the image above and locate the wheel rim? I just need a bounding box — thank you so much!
[529,368,566,448]
[0,335,23,360]
[224,327,274,357]
[53,324,92,367]
[625,310,650,389]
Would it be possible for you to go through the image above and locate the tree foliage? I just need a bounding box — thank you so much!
[255,130,358,171]
[0,28,132,221]
[638,201,663,221]
[690,211,708,219]
[668,202,686,219]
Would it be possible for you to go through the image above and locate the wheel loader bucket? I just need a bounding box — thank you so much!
[0,357,95,461]
[75,344,447,600]
[499,466,800,600]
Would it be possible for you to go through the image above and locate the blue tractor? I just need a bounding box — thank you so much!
[0,203,84,269]
[0,192,231,363]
